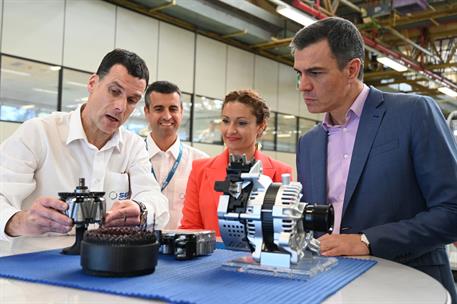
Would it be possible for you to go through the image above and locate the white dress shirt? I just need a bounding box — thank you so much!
[0,105,169,240]
[146,134,208,229]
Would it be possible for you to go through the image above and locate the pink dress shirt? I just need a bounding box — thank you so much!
[322,85,369,234]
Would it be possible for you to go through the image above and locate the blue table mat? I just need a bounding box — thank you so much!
[0,248,376,304]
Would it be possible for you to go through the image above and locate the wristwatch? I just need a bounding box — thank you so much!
[132,200,148,229]
[360,233,371,254]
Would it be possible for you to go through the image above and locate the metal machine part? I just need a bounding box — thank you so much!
[59,178,106,255]
[81,227,159,277]
[215,154,334,268]
[159,229,216,260]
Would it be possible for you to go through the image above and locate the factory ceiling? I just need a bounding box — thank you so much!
[106,0,457,113]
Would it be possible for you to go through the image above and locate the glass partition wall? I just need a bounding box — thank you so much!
[0,56,59,122]
[0,54,318,152]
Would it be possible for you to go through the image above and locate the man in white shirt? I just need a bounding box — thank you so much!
[144,81,208,229]
[0,49,169,241]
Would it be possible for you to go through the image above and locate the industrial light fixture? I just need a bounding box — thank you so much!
[75,97,88,103]
[66,81,87,87]
[32,88,58,95]
[21,104,35,110]
[380,78,395,84]
[277,132,292,138]
[276,4,316,26]
[1,68,31,77]
[283,115,296,119]
[438,87,457,98]
[388,83,412,92]
[377,56,408,72]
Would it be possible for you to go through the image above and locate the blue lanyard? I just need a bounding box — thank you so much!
[146,138,183,192]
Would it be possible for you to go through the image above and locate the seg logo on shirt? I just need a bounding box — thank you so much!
[105,172,130,202]
[118,191,129,200]
[108,190,129,201]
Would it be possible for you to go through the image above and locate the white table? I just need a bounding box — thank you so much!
[0,236,451,304]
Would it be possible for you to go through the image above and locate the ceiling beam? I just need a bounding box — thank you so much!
[425,62,457,70]
[253,37,292,49]
[380,24,457,46]
[218,0,283,27]
[377,4,457,28]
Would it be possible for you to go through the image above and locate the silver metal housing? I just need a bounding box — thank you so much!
[217,160,322,267]
[65,196,106,225]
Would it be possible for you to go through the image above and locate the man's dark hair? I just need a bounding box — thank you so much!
[290,17,365,80]
[144,80,182,107]
[96,48,149,87]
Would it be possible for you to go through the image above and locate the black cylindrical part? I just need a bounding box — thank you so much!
[80,227,159,277]
[302,204,334,233]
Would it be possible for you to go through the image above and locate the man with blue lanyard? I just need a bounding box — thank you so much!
[144,81,208,229]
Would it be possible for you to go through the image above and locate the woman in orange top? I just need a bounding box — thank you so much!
[180,89,293,236]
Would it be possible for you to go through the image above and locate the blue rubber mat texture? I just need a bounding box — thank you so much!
[0,249,376,304]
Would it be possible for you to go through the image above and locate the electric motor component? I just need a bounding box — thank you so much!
[59,178,106,255]
[81,227,159,277]
[215,155,334,268]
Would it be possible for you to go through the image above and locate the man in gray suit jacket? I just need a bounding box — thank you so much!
[292,17,457,302]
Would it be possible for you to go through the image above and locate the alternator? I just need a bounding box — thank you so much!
[215,155,333,268]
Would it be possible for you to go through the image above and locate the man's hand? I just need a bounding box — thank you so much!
[104,200,141,227]
[318,234,370,256]
[5,196,73,237]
